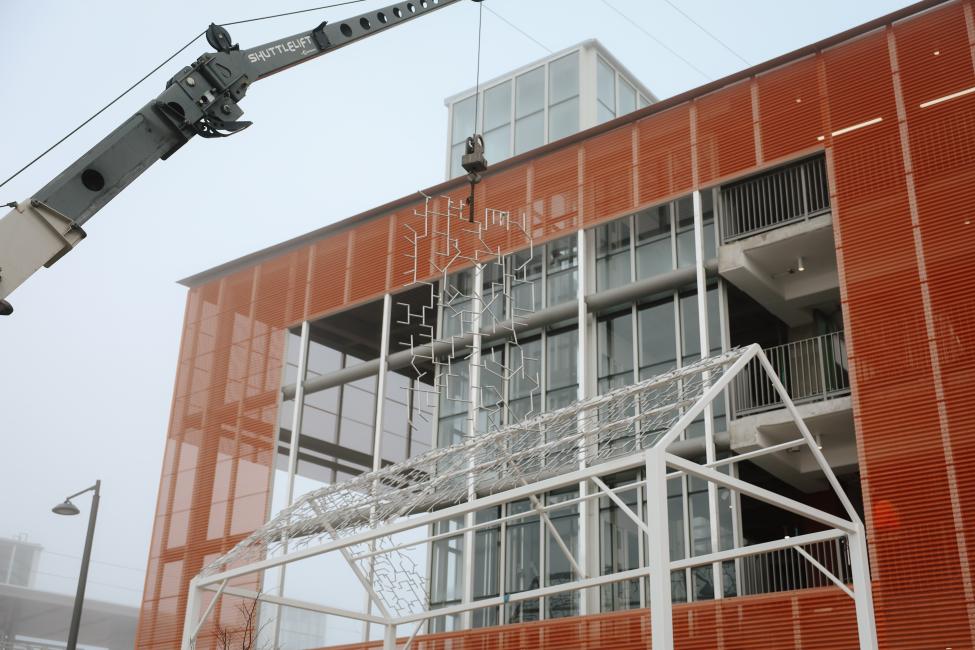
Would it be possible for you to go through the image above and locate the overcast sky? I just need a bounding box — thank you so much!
[0,0,915,607]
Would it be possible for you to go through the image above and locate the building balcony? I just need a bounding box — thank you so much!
[720,155,830,244]
[729,332,857,491]
[731,331,850,418]
[718,155,838,328]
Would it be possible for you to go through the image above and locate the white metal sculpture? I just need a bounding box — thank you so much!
[182,344,877,649]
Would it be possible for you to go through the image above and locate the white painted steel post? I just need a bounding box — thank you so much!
[462,262,484,628]
[273,321,310,648]
[694,189,723,598]
[849,523,878,650]
[576,227,592,615]
[645,447,674,649]
[365,292,393,641]
[383,623,397,650]
[180,578,201,650]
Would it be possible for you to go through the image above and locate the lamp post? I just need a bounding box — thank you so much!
[52,480,101,650]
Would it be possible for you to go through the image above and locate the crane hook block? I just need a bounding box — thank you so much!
[206,23,238,53]
[461,134,488,180]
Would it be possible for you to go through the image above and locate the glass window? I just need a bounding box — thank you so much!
[638,94,651,109]
[515,112,544,155]
[549,97,579,142]
[409,380,434,458]
[438,357,469,446]
[597,311,634,395]
[516,67,545,118]
[549,52,580,104]
[483,81,512,163]
[483,81,511,131]
[483,126,511,165]
[546,489,580,618]
[509,337,541,422]
[638,298,677,379]
[597,57,616,124]
[506,499,540,623]
[679,286,721,365]
[549,52,579,141]
[481,260,506,331]
[668,477,686,561]
[619,79,637,115]
[450,95,476,178]
[511,247,543,315]
[675,192,716,267]
[430,517,465,611]
[473,506,501,627]
[547,328,578,392]
[546,235,578,307]
[515,67,545,155]
[702,190,717,261]
[636,205,673,279]
[599,477,642,611]
[443,269,474,338]
[452,96,476,144]
[479,346,505,432]
[596,217,632,291]
[675,196,696,268]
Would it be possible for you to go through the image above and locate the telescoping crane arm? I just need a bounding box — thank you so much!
[0,0,471,315]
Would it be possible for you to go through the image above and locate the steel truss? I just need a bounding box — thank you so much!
[181,344,877,650]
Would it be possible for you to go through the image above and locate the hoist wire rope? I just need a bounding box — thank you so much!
[472,0,485,135]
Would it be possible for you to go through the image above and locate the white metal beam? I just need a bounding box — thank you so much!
[591,475,651,539]
[754,349,862,525]
[655,344,761,450]
[645,447,674,649]
[849,522,879,649]
[665,453,856,533]
[211,584,389,625]
[670,529,845,570]
[189,579,227,643]
[694,188,723,599]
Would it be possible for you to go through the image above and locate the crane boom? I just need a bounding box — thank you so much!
[0,0,468,314]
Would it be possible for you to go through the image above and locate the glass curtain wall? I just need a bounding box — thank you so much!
[593,189,737,605]
[596,54,649,124]
[448,51,581,177]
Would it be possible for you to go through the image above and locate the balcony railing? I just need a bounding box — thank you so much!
[738,537,852,596]
[731,331,850,418]
[721,155,830,242]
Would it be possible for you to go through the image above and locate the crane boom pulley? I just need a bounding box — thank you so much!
[0,0,475,315]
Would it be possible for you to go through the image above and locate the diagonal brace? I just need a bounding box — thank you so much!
[665,453,856,533]
[190,579,227,642]
[591,476,651,539]
[794,545,855,599]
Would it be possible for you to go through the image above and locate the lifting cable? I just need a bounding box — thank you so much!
[461,0,488,223]
[0,0,367,198]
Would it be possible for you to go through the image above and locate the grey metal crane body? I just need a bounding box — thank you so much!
[0,0,467,315]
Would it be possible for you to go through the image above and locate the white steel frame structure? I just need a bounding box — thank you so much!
[181,343,877,650]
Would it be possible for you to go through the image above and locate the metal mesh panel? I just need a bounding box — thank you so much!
[200,350,743,617]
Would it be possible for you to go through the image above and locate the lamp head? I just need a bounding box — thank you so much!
[52,500,80,516]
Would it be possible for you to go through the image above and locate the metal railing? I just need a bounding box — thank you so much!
[721,155,830,242]
[732,331,850,418]
[738,537,852,596]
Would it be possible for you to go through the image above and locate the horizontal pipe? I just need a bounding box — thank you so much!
[585,259,717,313]
[285,260,717,399]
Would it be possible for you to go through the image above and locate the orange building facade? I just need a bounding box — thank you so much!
[137,1,975,647]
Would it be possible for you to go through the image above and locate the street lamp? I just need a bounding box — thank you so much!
[52,480,101,650]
